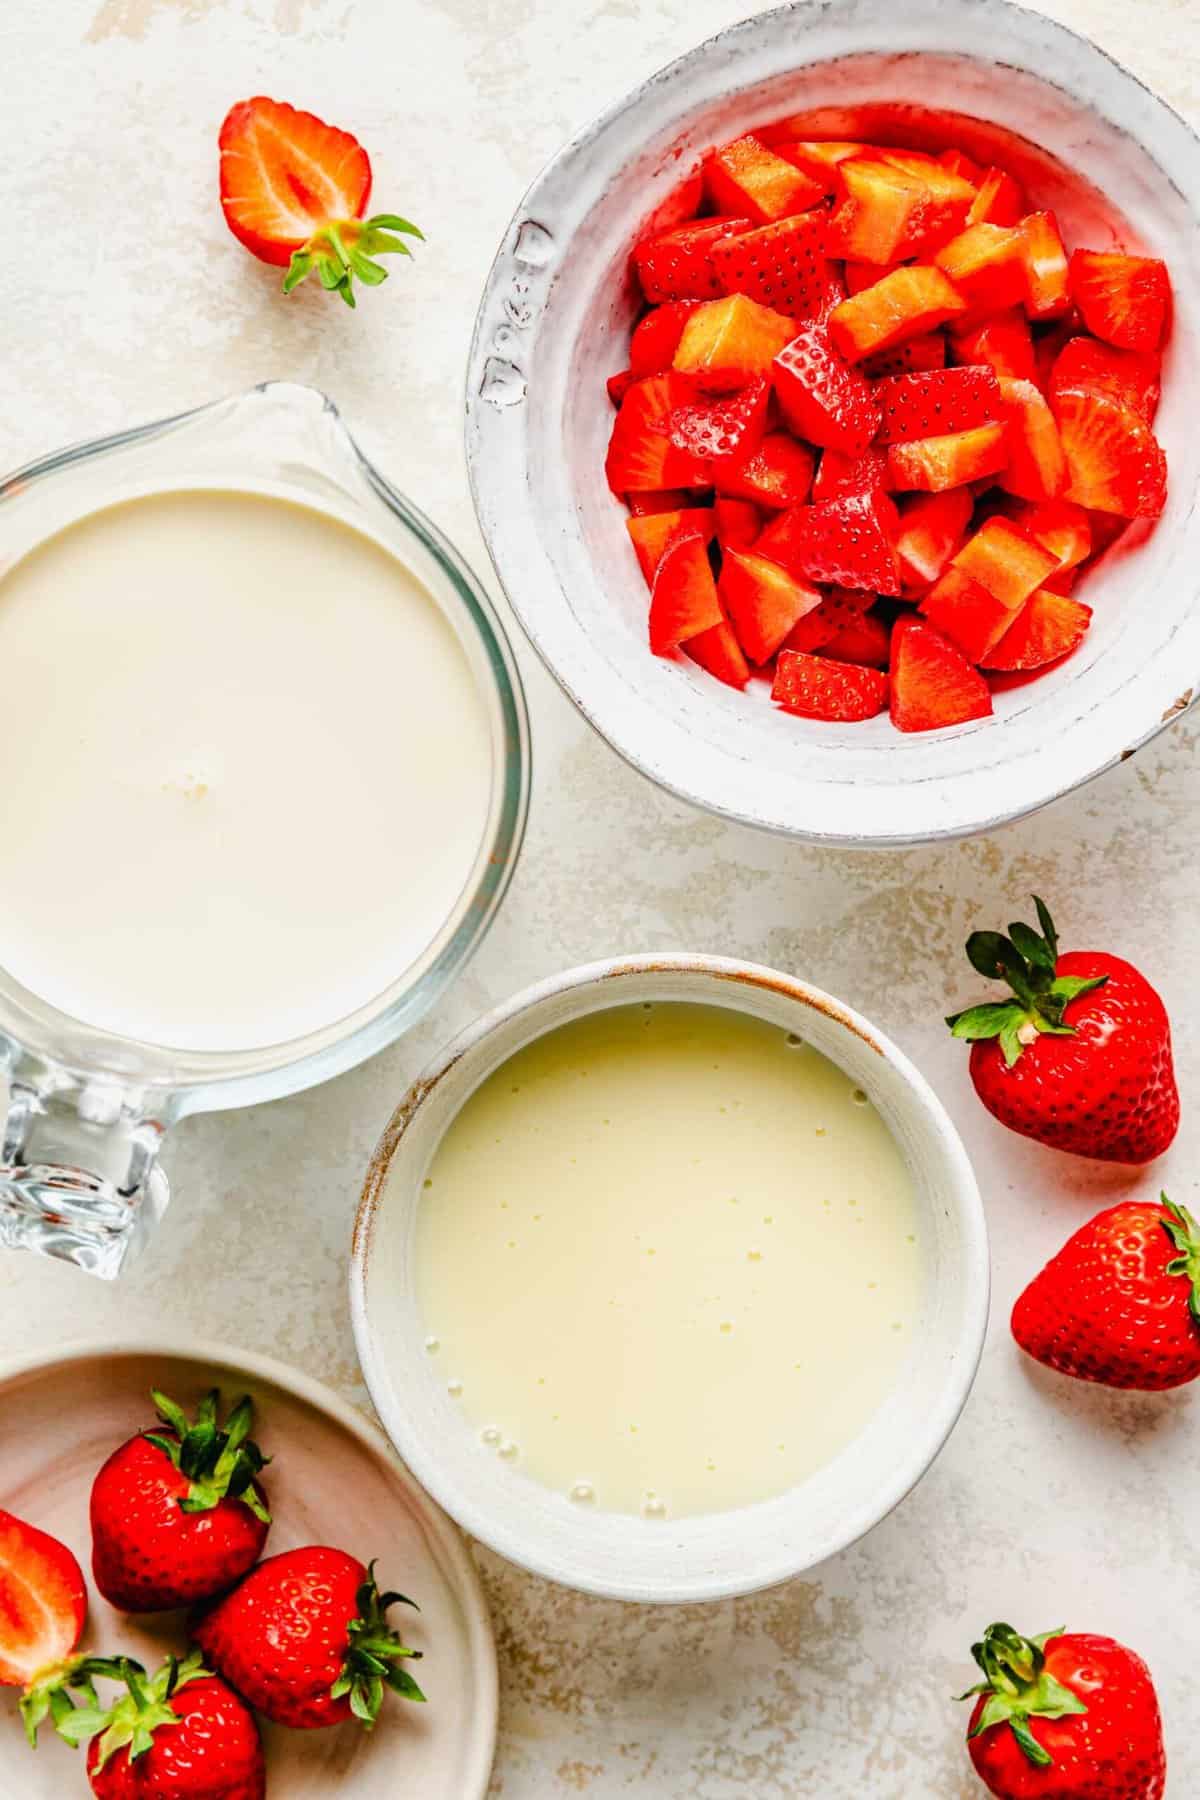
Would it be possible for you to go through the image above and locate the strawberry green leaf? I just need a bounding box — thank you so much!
[947,1001,1028,1041]
[948,899,1108,1063]
[1034,896,1059,960]
[1009,919,1055,974]
[960,1623,1086,1769]
[366,213,424,238]
[280,211,422,306]
[146,1389,270,1522]
[334,1563,425,1728]
[1161,1195,1200,1325]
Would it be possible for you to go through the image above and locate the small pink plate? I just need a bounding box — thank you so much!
[0,1339,497,1798]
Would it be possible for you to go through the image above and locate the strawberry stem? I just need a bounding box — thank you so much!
[283,211,423,308]
[959,1623,1087,1768]
[329,1562,425,1728]
[1161,1195,1200,1324]
[21,1652,207,1764]
[946,896,1108,1067]
[143,1388,270,1523]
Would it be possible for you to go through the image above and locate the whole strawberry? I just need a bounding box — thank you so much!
[1013,1194,1200,1389]
[961,1621,1164,1799]
[193,1545,424,1730]
[91,1389,270,1612]
[947,897,1179,1164]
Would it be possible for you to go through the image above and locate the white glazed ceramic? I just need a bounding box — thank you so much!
[0,1341,498,1798]
[351,954,989,1603]
[466,0,1200,845]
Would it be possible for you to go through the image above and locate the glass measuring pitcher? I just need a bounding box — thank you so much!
[0,383,530,1277]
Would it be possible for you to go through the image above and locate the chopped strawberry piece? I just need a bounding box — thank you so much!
[607,369,635,407]
[862,332,948,379]
[674,293,797,388]
[772,650,888,721]
[606,373,712,494]
[812,445,890,502]
[889,616,993,732]
[773,322,882,454]
[648,531,724,653]
[1006,497,1092,571]
[630,301,700,377]
[873,366,1003,443]
[628,489,697,516]
[829,267,967,361]
[1050,335,1161,420]
[626,507,715,585]
[713,495,762,550]
[771,491,901,593]
[667,378,770,463]
[711,213,844,320]
[981,587,1092,670]
[715,431,814,509]
[633,216,753,303]
[774,141,865,190]
[822,609,892,667]
[920,566,1024,661]
[934,221,1027,311]
[872,153,977,254]
[947,514,1059,610]
[831,159,927,263]
[1052,387,1168,517]
[893,488,973,591]
[950,310,1036,382]
[886,421,1009,491]
[1070,249,1171,352]
[781,588,873,653]
[719,548,824,662]
[1020,211,1071,319]
[966,167,1024,226]
[996,375,1067,501]
[707,134,825,223]
[685,618,751,688]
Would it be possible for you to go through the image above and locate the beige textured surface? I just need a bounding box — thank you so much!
[2,0,1198,1791]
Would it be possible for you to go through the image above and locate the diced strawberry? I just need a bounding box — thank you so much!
[628,488,696,516]
[886,421,1009,491]
[715,431,814,509]
[947,514,1059,610]
[950,311,1036,382]
[773,322,882,454]
[1020,211,1071,319]
[1006,497,1092,571]
[873,366,1003,443]
[1049,335,1161,420]
[712,213,844,320]
[846,259,906,295]
[829,267,967,361]
[667,378,770,463]
[781,588,873,653]
[607,369,635,407]
[633,216,753,303]
[772,490,902,594]
[685,618,751,689]
[823,609,892,667]
[772,650,888,721]
[1070,249,1171,352]
[934,222,1027,311]
[996,375,1067,501]
[812,445,890,502]
[920,566,1024,661]
[673,293,796,388]
[1052,387,1168,517]
[626,507,715,585]
[893,488,973,591]
[981,587,1092,671]
[713,495,762,550]
[862,332,948,379]
[648,531,724,653]
[872,153,977,254]
[774,141,865,190]
[832,159,927,263]
[606,373,712,494]
[939,149,986,185]
[889,615,993,732]
[707,135,825,223]
[966,167,1025,226]
[629,302,700,377]
[719,548,824,662]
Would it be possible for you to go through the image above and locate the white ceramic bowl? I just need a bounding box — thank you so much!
[350,955,988,1603]
[466,0,1200,845]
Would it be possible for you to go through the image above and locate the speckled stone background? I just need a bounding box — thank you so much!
[2,0,1198,1792]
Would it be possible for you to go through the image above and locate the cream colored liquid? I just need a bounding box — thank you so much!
[415,1002,921,1519]
[0,491,493,1050]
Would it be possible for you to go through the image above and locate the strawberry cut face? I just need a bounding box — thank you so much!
[1070,248,1171,352]
[219,97,372,266]
[1052,386,1167,518]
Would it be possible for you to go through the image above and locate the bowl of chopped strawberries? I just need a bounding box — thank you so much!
[466,0,1199,844]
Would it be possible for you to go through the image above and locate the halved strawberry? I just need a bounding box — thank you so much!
[770,490,902,594]
[873,366,1003,444]
[674,294,797,388]
[648,532,724,653]
[713,495,762,550]
[772,650,888,720]
[711,213,845,321]
[629,302,700,377]
[719,549,824,662]
[715,431,814,509]
[0,1509,87,1693]
[811,445,891,502]
[981,587,1093,670]
[894,488,973,591]
[667,378,770,463]
[862,332,948,379]
[626,507,715,585]
[685,618,751,689]
[606,373,712,494]
[634,216,753,303]
[950,311,1036,382]
[1050,335,1161,421]
[774,141,865,189]
[1070,249,1171,352]
[996,375,1067,501]
[1020,211,1071,319]
[707,135,825,223]
[822,609,892,667]
[773,322,882,454]
[966,166,1025,227]
[1006,497,1092,571]
[1052,387,1168,517]
[887,421,1009,491]
[218,97,421,306]
[934,221,1027,312]
[890,615,993,732]
[829,267,967,361]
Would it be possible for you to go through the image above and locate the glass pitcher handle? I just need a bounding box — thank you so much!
[0,1075,170,1278]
